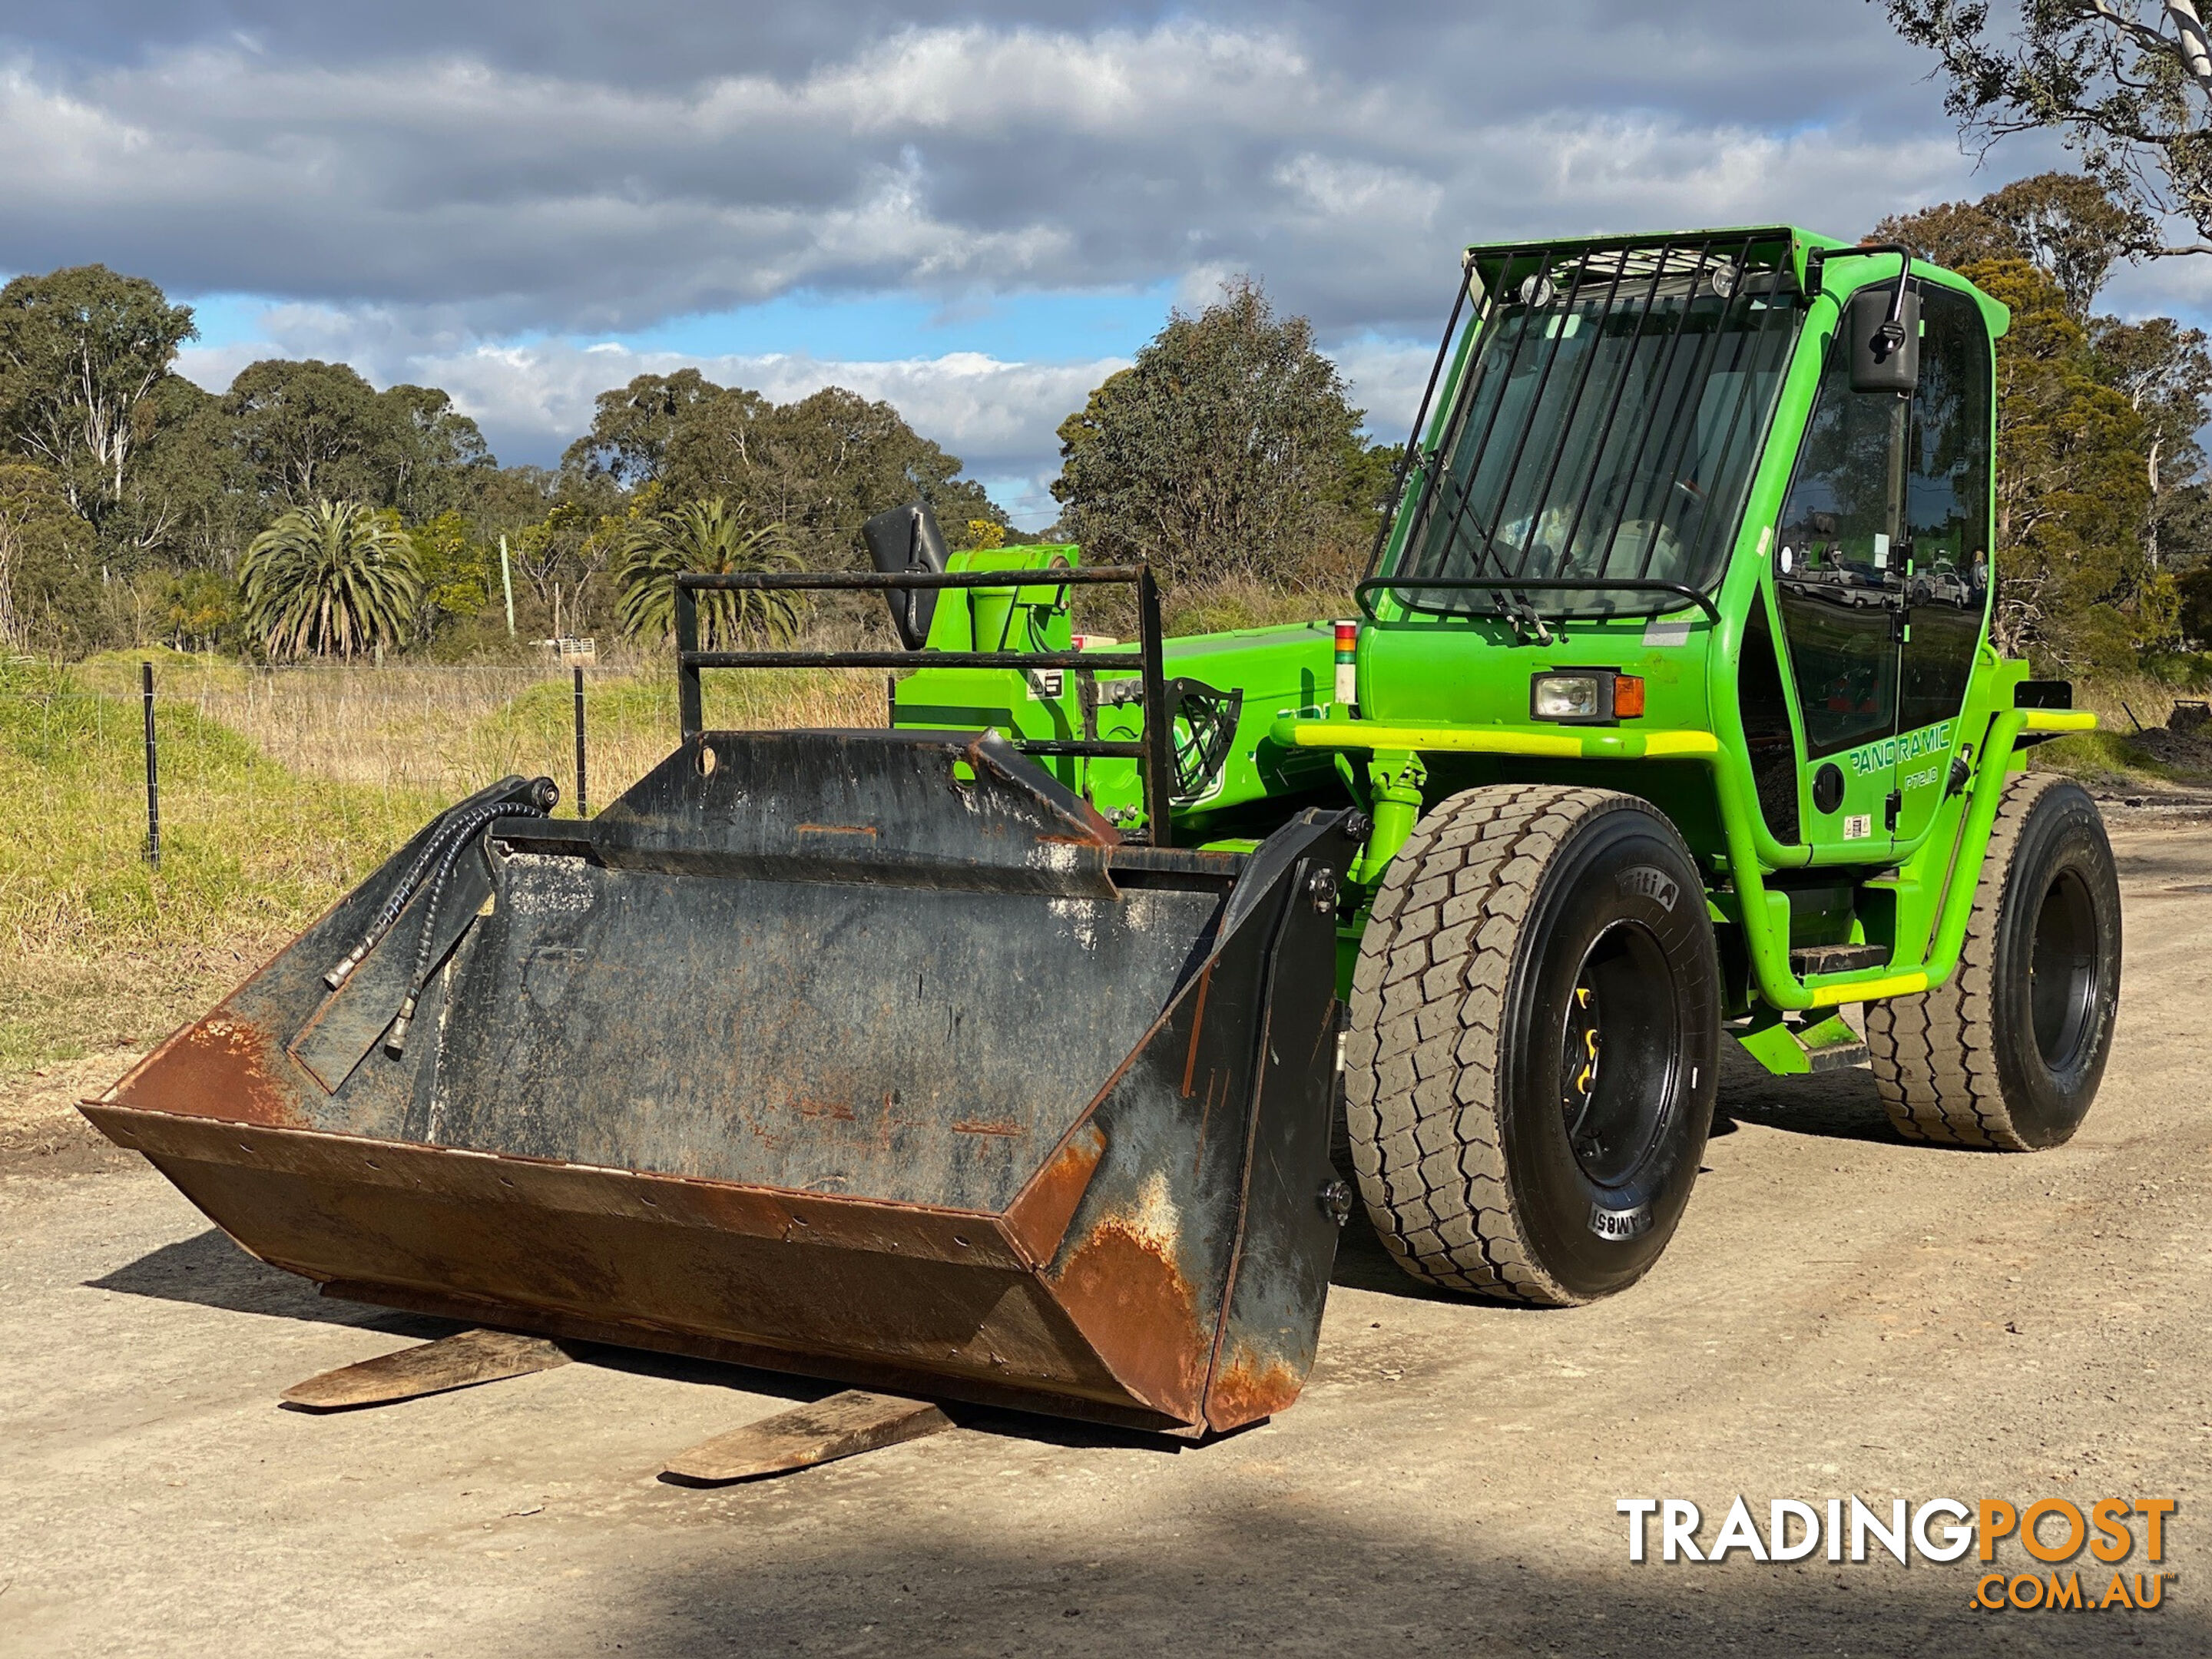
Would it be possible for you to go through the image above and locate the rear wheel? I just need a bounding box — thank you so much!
[1343,786,1721,1305]
[1866,774,2121,1149]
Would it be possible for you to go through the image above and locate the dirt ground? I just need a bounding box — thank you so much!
[3,807,2207,1658]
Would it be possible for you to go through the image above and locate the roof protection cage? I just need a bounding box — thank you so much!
[1363,228,1802,623]
[673,565,1181,846]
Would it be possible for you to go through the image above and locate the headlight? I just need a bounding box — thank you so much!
[1530,670,1644,724]
[1532,674,1601,720]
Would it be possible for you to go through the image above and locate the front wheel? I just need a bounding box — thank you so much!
[1343,786,1722,1306]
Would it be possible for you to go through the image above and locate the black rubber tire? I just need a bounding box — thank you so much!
[1343,785,1722,1305]
[1866,773,2121,1149]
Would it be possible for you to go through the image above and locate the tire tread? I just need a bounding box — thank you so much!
[1866,772,2061,1151]
[1345,784,1652,1306]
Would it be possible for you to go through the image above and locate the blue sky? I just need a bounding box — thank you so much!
[6,3,2207,526]
[188,284,1183,376]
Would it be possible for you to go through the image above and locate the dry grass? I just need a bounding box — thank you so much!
[71,647,886,807]
[1161,575,1344,637]
[1,648,881,1083]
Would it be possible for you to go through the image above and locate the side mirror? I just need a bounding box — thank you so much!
[862,500,949,650]
[1849,286,1919,395]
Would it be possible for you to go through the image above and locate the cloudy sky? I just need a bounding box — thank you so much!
[3,2,2195,523]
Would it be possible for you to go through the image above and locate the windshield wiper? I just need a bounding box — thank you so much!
[1493,590,1556,646]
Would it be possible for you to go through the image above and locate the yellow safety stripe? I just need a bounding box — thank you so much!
[1807,971,1929,1008]
[1268,719,1721,760]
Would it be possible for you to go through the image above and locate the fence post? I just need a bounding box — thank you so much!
[573,665,589,820]
[141,661,161,869]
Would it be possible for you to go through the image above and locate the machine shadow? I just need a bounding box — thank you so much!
[584,1347,844,1412]
[1329,1216,1467,1300]
[1710,1039,1910,1147]
[88,1228,1197,1441]
[579,1499,2204,1659]
[88,1227,449,1337]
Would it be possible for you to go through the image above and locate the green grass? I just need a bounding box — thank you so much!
[0,659,440,1078]
[2026,729,2167,787]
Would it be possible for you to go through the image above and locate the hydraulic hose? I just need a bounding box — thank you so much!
[381,790,552,1055]
[326,780,532,989]
[313,776,557,1052]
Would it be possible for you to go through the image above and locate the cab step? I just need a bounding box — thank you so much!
[1734,1010,1869,1077]
[1788,942,1889,976]
[1796,1026,1870,1072]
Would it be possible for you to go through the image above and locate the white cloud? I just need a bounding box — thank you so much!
[177,316,1124,520]
[1330,336,1446,442]
[3,2,2117,515]
[423,339,1121,468]
[171,299,1439,522]
[0,11,2014,337]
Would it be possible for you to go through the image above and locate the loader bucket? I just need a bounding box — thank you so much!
[83,731,1359,1435]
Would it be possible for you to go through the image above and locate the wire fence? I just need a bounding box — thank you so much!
[58,653,882,810]
[0,653,883,968]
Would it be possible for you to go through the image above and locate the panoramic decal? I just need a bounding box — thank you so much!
[1845,720,1955,778]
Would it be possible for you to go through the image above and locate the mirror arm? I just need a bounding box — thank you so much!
[1855,240,1916,353]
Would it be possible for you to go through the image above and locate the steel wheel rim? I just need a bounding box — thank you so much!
[1558,919,1680,1187]
[2028,866,2100,1076]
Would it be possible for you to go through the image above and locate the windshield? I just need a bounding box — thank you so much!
[1390,236,1803,617]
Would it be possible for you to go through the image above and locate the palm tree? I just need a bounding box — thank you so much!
[240,501,422,661]
[618,498,804,647]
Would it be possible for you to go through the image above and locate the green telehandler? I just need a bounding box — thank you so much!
[85,226,2122,1438]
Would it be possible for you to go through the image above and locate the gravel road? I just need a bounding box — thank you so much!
[2,813,2206,1657]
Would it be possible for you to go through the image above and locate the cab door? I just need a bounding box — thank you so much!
[1773,295,1909,857]
[1892,284,1993,844]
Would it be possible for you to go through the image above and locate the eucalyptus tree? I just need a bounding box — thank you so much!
[1051,277,1367,584]
[569,374,1000,565]
[0,265,196,531]
[564,369,730,488]
[1883,2,2212,258]
[0,462,96,651]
